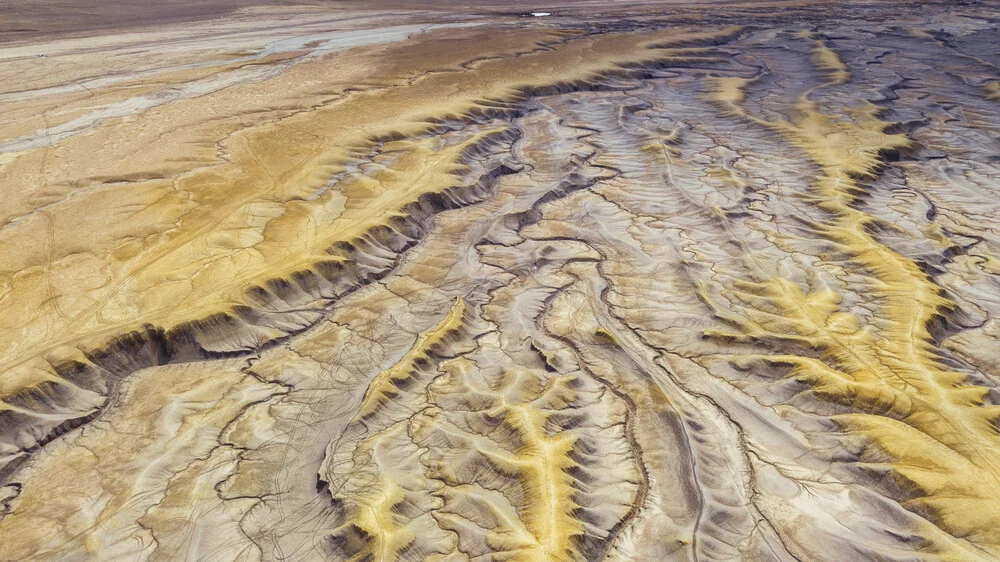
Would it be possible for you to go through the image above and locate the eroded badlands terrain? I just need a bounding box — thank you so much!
[2,1,1000,560]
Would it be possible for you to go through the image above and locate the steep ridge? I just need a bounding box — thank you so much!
[0,25,744,482]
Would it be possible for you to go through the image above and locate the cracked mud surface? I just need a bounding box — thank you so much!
[3,1,1000,560]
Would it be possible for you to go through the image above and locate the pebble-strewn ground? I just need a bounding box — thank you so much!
[2,2,1000,560]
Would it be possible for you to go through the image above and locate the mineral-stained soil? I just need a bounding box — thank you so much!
[2,1,1000,560]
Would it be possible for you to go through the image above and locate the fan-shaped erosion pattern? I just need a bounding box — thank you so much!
[2,2,1000,560]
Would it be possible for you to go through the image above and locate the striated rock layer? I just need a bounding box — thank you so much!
[2,1,1000,560]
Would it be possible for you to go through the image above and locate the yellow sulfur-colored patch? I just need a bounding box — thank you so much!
[809,38,851,85]
[488,394,582,561]
[353,477,413,558]
[985,81,1000,101]
[705,40,1000,556]
[0,24,746,424]
[703,76,756,106]
[358,296,466,418]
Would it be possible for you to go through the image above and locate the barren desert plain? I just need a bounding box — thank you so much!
[1,0,1000,560]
